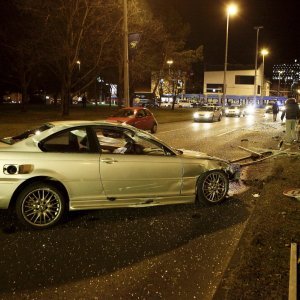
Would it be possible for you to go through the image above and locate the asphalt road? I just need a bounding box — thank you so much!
[0,110,279,299]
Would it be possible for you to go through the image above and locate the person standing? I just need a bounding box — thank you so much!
[272,102,279,122]
[280,98,300,145]
[82,93,87,108]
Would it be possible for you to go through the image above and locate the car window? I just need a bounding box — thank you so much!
[136,110,146,118]
[94,126,170,156]
[40,128,89,153]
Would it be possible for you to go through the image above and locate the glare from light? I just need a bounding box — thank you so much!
[227,4,238,16]
[261,49,269,56]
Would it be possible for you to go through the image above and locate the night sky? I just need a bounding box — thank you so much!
[167,0,299,77]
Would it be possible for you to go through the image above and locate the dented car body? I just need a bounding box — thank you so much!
[0,121,239,229]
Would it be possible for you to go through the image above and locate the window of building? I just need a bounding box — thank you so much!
[235,75,254,85]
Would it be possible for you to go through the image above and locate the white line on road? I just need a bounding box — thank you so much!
[217,129,238,137]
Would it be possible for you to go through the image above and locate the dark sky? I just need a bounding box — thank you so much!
[166,0,299,77]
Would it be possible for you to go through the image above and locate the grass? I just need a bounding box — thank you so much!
[0,104,194,136]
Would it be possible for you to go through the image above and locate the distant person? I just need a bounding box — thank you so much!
[280,98,300,145]
[272,102,279,122]
[82,94,87,108]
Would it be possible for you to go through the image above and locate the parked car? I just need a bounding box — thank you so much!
[193,105,222,122]
[176,99,194,108]
[0,121,240,229]
[106,107,158,133]
[224,105,245,117]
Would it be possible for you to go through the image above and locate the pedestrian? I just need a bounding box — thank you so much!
[280,98,300,146]
[272,102,279,122]
[82,93,87,108]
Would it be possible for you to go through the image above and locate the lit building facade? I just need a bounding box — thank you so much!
[272,59,300,97]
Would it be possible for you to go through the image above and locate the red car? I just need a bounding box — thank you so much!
[106,107,158,133]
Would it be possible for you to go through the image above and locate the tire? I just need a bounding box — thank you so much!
[196,170,229,205]
[151,123,158,133]
[218,115,222,121]
[15,182,65,229]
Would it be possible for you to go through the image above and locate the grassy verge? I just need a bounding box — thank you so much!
[0,104,194,136]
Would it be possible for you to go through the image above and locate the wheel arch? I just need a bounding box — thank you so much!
[9,176,69,210]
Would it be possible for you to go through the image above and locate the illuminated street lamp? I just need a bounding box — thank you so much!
[223,3,238,107]
[253,26,263,102]
[166,59,174,75]
[76,60,81,71]
[260,48,269,97]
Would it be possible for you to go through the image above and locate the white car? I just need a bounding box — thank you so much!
[225,105,245,117]
[0,121,239,229]
[193,106,222,122]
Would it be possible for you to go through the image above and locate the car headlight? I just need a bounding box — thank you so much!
[236,109,240,113]
[225,109,229,113]
[193,112,199,118]
[204,113,212,118]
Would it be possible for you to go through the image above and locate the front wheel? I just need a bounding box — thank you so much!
[15,182,65,229]
[196,170,229,205]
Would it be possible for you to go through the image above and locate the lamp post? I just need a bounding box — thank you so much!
[260,48,269,97]
[253,26,263,103]
[166,59,173,76]
[223,3,237,107]
[76,60,81,71]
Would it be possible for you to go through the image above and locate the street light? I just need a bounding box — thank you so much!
[223,3,238,107]
[260,48,269,97]
[76,60,81,71]
[253,26,263,103]
[166,59,173,75]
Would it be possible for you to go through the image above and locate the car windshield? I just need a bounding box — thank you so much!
[199,107,214,111]
[0,123,53,145]
[113,109,134,118]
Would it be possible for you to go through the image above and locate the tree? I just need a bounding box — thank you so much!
[0,0,45,111]
[17,0,122,115]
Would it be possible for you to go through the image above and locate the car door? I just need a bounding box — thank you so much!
[134,109,149,130]
[96,127,182,203]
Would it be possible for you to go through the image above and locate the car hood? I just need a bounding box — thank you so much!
[179,149,227,162]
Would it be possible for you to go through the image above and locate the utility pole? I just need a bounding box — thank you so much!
[123,0,129,107]
[253,26,263,102]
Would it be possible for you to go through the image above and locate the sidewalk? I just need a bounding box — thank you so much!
[214,119,300,299]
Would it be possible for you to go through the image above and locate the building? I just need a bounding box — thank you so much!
[272,59,300,97]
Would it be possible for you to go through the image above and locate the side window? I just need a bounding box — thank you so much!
[136,110,145,118]
[41,128,89,153]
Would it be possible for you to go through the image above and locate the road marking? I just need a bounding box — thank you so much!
[217,129,238,136]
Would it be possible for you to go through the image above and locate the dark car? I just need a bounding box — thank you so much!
[106,107,158,133]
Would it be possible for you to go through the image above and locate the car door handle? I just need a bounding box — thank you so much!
[100,158,118,164]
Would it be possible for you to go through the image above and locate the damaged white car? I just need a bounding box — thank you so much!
[0,121,239,229]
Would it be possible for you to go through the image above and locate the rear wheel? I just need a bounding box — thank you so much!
[15,182,65,229]
[196,170,229,205]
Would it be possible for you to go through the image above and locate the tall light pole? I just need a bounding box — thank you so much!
[260,48,269,97]
[123,0,129,107]
[223,3,238,107]
[253,26,263,103]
